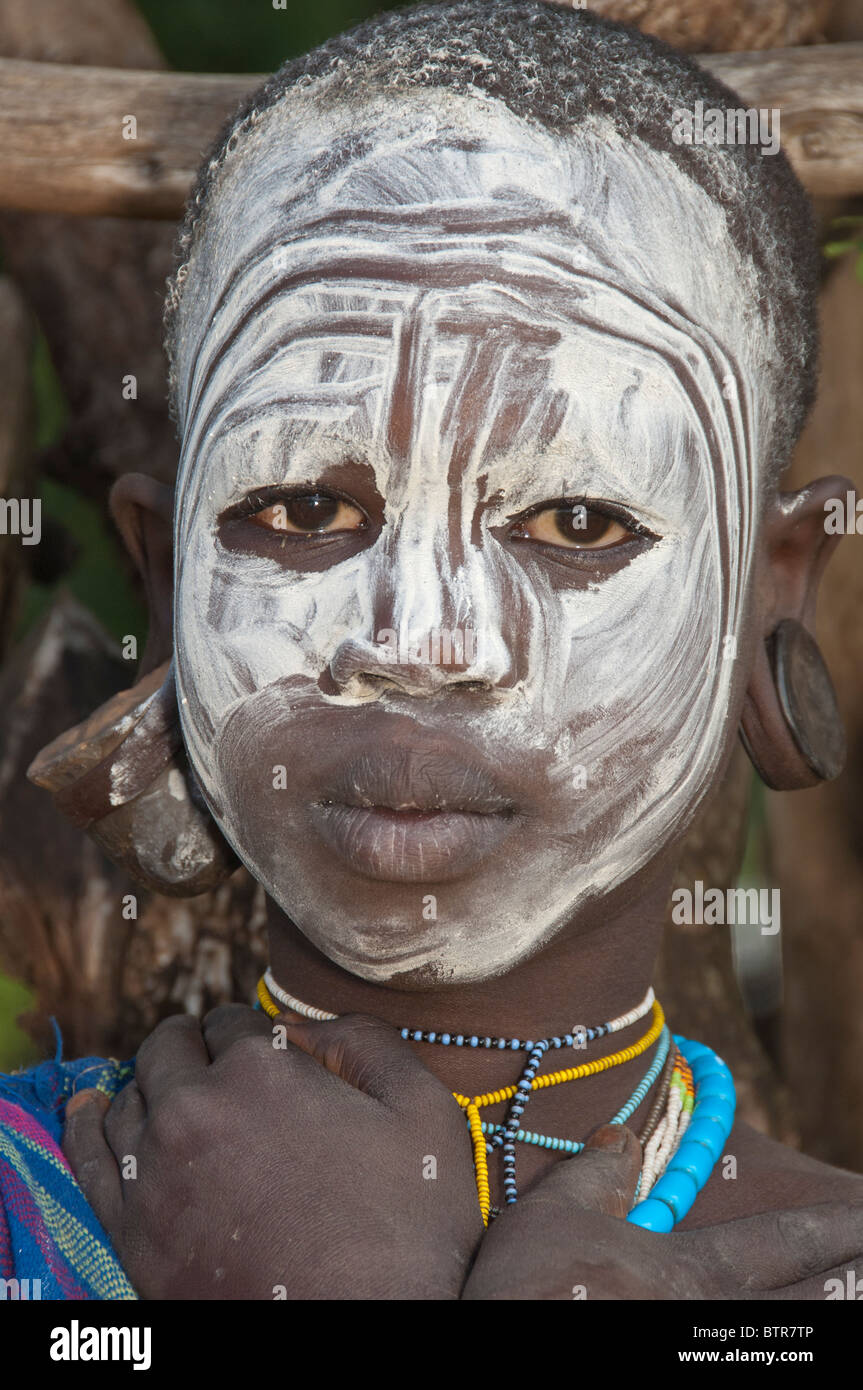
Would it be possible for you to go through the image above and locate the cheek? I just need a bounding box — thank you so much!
[175,526,368,726]
[532,528,732,867]
[537,534,721,728]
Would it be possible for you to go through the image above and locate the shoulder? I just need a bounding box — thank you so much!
[677,1118,863,1230]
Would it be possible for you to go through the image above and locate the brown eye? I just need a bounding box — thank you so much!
[249,492,366,536]
[512,503,633,550]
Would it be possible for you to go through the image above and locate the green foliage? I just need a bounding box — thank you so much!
[135,0,401,73]
[15,478,147,646]
[823,216,863,286]
[0,976,39,1071]
[16,334,147,646]
[31,329,68,450]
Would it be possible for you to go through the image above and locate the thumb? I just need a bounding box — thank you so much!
[532,1123,642,1219]
[280,1012,450,1113]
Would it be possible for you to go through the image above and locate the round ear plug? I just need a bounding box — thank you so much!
[740,619,846,790]
[771,619,845,781]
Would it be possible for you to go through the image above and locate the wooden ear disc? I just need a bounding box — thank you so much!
[27,660,239,896]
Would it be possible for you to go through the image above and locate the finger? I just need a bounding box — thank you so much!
[201,1002,275,1060]
[134,1012,210,1109]
[764,1260,863,1301]
[280,1012,451,1112]
[711,1201,863,1292]
[103,1080,147,1161]
[524,1124,643,1219]
[62,1090,123,1231]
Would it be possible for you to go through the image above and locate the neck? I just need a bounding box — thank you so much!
[265,877,670,1143]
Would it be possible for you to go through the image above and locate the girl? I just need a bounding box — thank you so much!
[4,0,862,1300]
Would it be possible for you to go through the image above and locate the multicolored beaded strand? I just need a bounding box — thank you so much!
[639,1050,695,1198]
[451,1000,666,1224]
[255,976,734,1232]
[260,969,655,1050]
[626,1035,735,1231]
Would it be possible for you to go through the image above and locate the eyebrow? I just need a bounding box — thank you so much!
[182,245,591,444]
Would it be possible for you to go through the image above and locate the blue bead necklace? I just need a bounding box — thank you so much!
[626,1035,736,1231]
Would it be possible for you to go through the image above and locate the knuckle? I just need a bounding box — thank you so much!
[202,1002,253,1032]
[73,1156,105,1192]
[137,1012,200,1065]
[149,1083,210,1156]
[223,1032,272,1070]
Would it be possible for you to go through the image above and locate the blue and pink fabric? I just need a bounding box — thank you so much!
[0,1043,136,1300]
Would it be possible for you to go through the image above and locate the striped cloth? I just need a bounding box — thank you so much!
[0,1040,137,1300]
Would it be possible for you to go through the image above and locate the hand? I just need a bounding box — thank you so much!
[63,1006,483,1300]
[462,1125,863,1300]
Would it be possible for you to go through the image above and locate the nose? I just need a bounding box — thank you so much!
[329,630,496,696]
[327,522,522,699]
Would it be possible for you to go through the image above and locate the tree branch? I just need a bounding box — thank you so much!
[0,43,862,217]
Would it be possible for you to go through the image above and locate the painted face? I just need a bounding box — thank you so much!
[172,86,772,987]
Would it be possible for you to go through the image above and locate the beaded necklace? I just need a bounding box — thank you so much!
[261,969,655,1046]
[256,974,735,1232]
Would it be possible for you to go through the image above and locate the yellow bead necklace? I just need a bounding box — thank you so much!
[256,975,664,1227]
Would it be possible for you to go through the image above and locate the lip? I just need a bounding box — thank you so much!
[310,743,520,882]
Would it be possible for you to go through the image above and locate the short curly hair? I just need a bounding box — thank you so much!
[164,0,819,482]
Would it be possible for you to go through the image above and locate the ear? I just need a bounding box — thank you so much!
[740,475,849,790]
[110,472,174,676]
[28,471,241,895]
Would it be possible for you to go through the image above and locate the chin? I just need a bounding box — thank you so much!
[264,877,585,988]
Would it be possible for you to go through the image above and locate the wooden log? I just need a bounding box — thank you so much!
[0,0,179,493]
[0,42,862,219]
[557,0,835,52]
[708,43,863,195]
[0,60,252,218]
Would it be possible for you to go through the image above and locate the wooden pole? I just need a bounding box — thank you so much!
[0,61,252,218]
[0,44,862,218]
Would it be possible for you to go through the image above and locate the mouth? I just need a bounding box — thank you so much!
[310,744,520,882]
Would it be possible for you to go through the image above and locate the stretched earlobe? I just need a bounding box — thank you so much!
[740,619,845,791]
[109,473,175,676]
[27,659,240,895]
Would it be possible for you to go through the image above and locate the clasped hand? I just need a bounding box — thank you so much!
[63,1008,863,1300]
[63,1006,481,1299]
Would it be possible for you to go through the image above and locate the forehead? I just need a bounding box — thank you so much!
[175,83,763,380]
[174,85,769,533]
[177,285,725,595]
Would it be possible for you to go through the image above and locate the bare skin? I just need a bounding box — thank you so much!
[64,1007,863,1301]
[62,449,863,1299]
[60,133,862,1299]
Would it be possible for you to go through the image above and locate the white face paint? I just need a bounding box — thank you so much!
[171,84,772,986]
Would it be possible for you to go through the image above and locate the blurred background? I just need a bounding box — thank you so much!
[0,0,861,1173]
